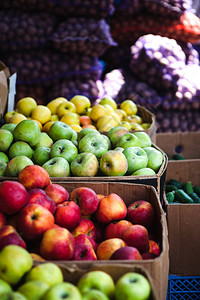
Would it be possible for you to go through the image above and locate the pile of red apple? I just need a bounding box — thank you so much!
[0,164,160,261]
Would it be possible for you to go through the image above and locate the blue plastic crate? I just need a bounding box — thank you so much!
[167,275,200,300]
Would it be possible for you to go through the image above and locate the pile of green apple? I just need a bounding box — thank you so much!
[0,244,152,300]
[0,119,163,177]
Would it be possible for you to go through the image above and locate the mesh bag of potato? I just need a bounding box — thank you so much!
[114,0,193,18]
[50,18,116,57]
[0,10,56,52]
[129,34,200,107]
[110,11,200,45]
[0,0,114,18]
[1,50,103,86]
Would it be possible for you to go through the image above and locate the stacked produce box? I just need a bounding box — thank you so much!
[101,0,200,132]
[0,0,115,104]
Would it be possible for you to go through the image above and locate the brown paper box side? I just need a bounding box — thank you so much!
[0,61,10,118]
[39,182,169,300]
[164,160,200,276]
[156,132,200,159]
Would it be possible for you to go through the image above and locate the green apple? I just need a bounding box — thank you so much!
[143,146,164,172]
[0,161,7,176]
[122,146,148,175]
[82,289,110,300]
[78,133,108,159]
[70,95,91,115]
[113,147,124,152]
[13,120,40,148]
[108,126,129,147]
[101,134,111,150]
[2,292,28,299]
[8,141,34,160]
[0,152,9,163]
[0,245,33,286]
[42,157,70,177]
[70,152,99,177]
[115,272,151,300]
[141,123,151,129]
[48,121,74,142]
[6,155,34,177]
[0,129,13,152]
[34,132,53,148]
[77,128,99,143]
[5,156,33,177]
[50,139,78,163]
[1,123,17,134]
[32,147,51,166]
[116,133,141,149]
[77,270,115,299]
[132,167,156,176]
[41,282,82,300]
[133,132,152,148]
[0,278,12,296]
[17,281,49,300]
[99,96,117,110]
[25,263,63,287]
[100,150,128,176]
[71,129,78,143]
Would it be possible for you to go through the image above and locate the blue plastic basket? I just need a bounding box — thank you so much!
[167,275,200,300]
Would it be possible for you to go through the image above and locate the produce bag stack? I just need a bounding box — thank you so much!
[0,0,115,104]
[101,0,200,132]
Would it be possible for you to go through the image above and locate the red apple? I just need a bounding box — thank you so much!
[141,252,157,260]
[110,246,142,260]
[0,212,6,228]
[28,188,56,214]
[17,203,55,241]
[95,193,127,224]
[40,227,75,260]
[18,165,50,190]
[44,183,69,205]
[0,225,26,250]
[72,244,97,261]
[72,219,96,241]
[122,225,149,254]
[127,200,155,230]
[104,220,133,240]
[74,234,97,250]
[70,187,99,216]
[149,240,160,256]
[55,201,81,231]
[0,180,29,215]
[96,238,127,260]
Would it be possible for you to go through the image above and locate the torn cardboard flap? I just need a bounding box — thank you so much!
[0,61,10,118]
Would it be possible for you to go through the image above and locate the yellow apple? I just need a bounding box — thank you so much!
[57,101,76,118]
[70,95,91,115]
[89,104,108,122]
[120,100,138,115]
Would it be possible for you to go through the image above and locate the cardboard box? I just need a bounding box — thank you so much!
[0,61,10,118]
[156,132,200,159]
[48,181,169,300]
[164,160,200,276]
[48,144,168,203]
[45,263,158,300]
[0,144,168,204]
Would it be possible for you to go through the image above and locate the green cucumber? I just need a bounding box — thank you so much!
[193,186,200,197]
[166,192,175,203]
[173,154,185,160]
[174,189,194,204]
[167,179,183,189]
[165,184,178,193]
[189,192,200,203]
[184,181,194,195]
